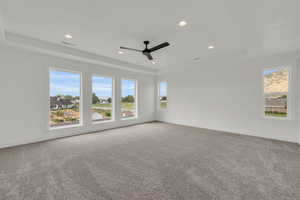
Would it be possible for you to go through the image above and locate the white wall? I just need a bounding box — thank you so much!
[0,43,156,148]
[0,41,299,148]
[297,58,300,144]
[158,52,300,143]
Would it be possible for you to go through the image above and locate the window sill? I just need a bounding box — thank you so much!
[49,123,83,131]
[262,116,291,121]
[121,116,138,121]
[92,119,115,124]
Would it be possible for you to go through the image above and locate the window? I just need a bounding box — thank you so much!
[263,68,289,118]
[121,79,137,119]
[49,70,81,128]
[92,76,113,122]
[159,82,168,109]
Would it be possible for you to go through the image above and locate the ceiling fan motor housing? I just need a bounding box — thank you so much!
[120,40,170,61]
[143,41,150,54]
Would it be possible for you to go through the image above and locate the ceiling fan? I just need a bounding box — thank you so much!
[120,41,170,61]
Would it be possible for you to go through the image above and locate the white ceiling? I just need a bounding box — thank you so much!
[1,0,300,69]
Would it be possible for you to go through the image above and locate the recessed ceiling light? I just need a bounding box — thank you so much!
[64,34,73,39]
[118,50,124,54]
[151,61,156,64]
[208,45,214,49]
[178,20,187,27]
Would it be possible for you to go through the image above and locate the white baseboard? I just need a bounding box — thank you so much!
[0,120,155,149]
[1,120,298,149]
[159,120,297,144]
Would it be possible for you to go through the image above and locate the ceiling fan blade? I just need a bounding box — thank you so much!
[120,47,143,52]
[145,53,153,60]
[149,42,170,52]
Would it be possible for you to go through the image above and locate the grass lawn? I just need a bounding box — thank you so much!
[93,103,112,108]
[160,101,167,109]
[93,103,135,109]
[265,112,287,117]
[121,102,135,109]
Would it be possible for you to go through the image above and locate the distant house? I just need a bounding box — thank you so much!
[50,97,74,110]
[72,99,80,104]
[100,99,110,104]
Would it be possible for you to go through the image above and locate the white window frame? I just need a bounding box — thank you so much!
[48,68,83,130]
[262,66,291,120]
[121,78,138,120]
[91,74,115,124]
[158,81,168,110]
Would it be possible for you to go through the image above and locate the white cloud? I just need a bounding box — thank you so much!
[92,83,112,92]
[50,83,80,94]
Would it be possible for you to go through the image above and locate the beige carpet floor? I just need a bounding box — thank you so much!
[0,122,300,200]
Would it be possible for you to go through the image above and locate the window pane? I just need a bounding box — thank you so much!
[50,70,81,127]
[121,79,136,118]
[263,68,288,118]
[159,82,168,109]
[92,76,113,122]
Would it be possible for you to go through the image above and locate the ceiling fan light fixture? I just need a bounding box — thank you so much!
[208,45,214,49]
[118,50,124,54]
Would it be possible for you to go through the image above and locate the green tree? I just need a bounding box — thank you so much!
[127,95,134,103]
[107,97,112,103]
[280,95,287,99]
[122,95,134,103]
[64,95,73,100]
[92,93,100,104]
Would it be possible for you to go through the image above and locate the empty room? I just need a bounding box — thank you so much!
[0,0,300,199]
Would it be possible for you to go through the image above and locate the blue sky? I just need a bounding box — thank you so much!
[50,70,135,97]
[92,76,112,98]
[160,82,167,96]
[263,69,279,75]
[50,70,80,96]
[121,79,135,97]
